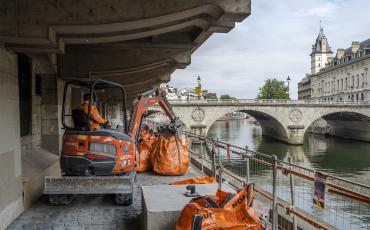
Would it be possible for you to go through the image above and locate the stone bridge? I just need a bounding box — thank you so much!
[150,99,370,144]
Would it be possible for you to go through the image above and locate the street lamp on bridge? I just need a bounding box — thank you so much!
[196,76,202,100]
[287,76,291,99]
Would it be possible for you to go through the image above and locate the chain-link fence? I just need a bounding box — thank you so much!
[186,131,370,230]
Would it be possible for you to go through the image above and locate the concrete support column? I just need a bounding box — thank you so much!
[190,125,207,137]
[41,75,64,154]
[106,103,122,129]
[286,125,305,145]
[0,48,24,229]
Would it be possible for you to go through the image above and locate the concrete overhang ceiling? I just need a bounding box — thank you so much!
[0,0,250,99]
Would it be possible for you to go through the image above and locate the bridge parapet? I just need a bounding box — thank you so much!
[168,99,370,107]
[150,99,370,144]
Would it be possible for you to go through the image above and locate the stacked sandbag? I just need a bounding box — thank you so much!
[151,125,189,176]
[176,184,262,230]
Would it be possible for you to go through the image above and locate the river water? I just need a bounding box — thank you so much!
[205,119,370,229]
[207,119,370,185]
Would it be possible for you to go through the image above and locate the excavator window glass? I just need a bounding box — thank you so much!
[62,80,128,133]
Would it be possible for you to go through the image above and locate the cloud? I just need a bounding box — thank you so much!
[170,0,370,99]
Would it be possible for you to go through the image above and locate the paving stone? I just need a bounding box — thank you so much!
[8,169,199,229]
[21,223,36,230]
[51,224,65,230]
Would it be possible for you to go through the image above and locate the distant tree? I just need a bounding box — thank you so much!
[257,78,288,99]
[220,94,237,100]
[205,93,218,100]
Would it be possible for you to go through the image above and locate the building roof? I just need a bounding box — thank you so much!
[344,38,370,56]
[311,27,332,54]
[298,75,311,86]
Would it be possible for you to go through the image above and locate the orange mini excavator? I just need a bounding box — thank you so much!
[44,79,179,205]
[60,79,178,176]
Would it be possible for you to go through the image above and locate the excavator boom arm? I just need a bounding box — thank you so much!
[129,88,177,139]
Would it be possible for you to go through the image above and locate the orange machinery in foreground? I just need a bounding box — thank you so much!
[44,79,179,205]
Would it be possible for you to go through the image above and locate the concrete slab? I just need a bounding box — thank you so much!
[21,148,60,209]
[142,183,235,230]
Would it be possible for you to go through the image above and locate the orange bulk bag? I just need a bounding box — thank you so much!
[151,126,189,176]
[170,176,216,185]
[176,184,262,230]
[135,130,156,172]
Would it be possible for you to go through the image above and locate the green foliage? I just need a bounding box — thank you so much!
[220,94,237,100]
[257,78,289,99]
[205,93,218,100]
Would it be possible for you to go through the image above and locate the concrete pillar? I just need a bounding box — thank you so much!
[0,48,24,229]
[41,75,64,154]
[106,103,123,129]
[286,125,305,145]
[190,125,207,137]
[20,62,43,155]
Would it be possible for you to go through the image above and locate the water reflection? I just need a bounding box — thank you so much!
[207,119,370,184]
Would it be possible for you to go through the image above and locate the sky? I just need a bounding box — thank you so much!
[170,0,370,99]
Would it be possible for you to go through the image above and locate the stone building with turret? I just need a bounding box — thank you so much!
[310,27,334,75]
[298,27,370,102]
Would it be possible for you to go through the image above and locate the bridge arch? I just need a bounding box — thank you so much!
[302,109,370,142]
[202,107,290,143]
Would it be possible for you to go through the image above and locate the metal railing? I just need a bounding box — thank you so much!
[185,132,370,230]
[167,98,370,106]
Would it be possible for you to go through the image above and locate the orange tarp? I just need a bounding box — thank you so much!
[151,127,189,176]
[170,176,216,185]
[176,185,262,230]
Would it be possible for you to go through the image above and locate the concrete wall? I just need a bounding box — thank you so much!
[0,47,23,230]
[20,62,42,155]
[41,75,64,154]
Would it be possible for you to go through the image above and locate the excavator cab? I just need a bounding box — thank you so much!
[60,79,134,176]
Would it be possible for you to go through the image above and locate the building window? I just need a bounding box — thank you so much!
[362,73,365,87]
[356,75,359,88]
[352,76,355,88]
[337,80,339,91]
[35,74,42,96]
[341,79,343,90]
[18,54,32,137]
[361,93,364,101]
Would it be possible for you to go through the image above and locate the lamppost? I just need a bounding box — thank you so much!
[286,76,291,99]
[196,76,202,100]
